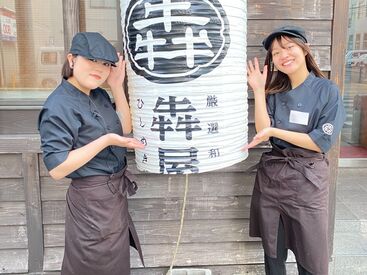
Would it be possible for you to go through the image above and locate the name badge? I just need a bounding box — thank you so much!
[289,110,309,126]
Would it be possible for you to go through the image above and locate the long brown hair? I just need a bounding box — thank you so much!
[264,36,324,95]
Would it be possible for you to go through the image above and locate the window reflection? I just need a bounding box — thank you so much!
[0,0,64,90]
[80,0,122,53]
[341,0,367,159]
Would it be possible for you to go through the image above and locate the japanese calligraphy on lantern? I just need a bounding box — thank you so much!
[121,0,248,174]
[124,0,230,84]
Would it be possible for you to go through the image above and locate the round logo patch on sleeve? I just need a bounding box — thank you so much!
[322,123,334,135]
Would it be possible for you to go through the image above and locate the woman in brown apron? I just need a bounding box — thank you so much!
[245,26,345,275]
[38,32,144,275]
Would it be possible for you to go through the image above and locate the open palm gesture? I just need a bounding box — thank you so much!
[247,57,267,93]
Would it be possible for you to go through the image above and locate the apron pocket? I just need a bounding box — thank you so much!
[85,186,128,240]
[256,166,271,193]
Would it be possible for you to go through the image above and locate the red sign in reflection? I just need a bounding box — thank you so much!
[0,7,17,41]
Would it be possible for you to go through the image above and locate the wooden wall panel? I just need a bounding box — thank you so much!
[0,225,28,249]
[43,244,297,270]
[131,264,299,275]
[42,196,252,225]
[43,243,261,270]
[37,264,300,275]
[0,178,25,201]
[0,134,41,153]
[247,0,333,20]
[0,202,27,226]
[44,220,260,248]
[0,109,40,135]
[247,20,331,46]
[41,172,256,201]
[0,154,22,178]
[39,149,265,177]
[0,249,28,273]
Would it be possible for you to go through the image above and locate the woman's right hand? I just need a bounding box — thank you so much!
[247,57,267,93]
[107,133,145,149]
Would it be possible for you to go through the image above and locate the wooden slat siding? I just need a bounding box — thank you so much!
[0,109,41,135]
[0,249,28,273]
[43,243,264,271]
[43,220,260,247]
[39,149,264,176]
[247,0,332,20]
[43,245,296,270]
[41,172,256,201]
[130,264,300,275]
[0,264,299,275]
[0,103,253,135]
[0,179,24,201]
[0,225,27,249]
[247,20,331,47]
[26,264,300,275]
[0,135,41,154]
[23,153,44,273]
[0,202,26,226]
[0,154,22,178]
[42,196,252,224]
[327,0,349,260]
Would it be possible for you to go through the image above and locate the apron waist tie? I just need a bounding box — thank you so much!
[263,155,323,189]
[107,168,138,196]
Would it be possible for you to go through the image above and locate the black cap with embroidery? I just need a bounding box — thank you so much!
[69,32,118,66]
[262,25,308,51]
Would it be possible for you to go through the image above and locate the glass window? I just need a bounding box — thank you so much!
[341,0,367,161]
[348,35,354,49]
[80,0,122,50]
[80,0,122,90]
[356,33,361,49]
[0,0,64,104]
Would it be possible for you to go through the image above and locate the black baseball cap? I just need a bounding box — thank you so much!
[70,32,118,66]
[262,25,308,51]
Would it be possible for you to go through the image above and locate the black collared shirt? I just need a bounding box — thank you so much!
[38,79,126,178]
[266,72,346,153]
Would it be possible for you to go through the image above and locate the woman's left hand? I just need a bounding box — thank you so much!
[107,53,126,91]
[242,127,273,150]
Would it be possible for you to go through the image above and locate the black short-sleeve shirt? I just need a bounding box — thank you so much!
[38,79,126,178]
[266,72,346,153]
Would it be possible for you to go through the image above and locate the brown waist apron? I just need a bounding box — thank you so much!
[61,166,144,275]
[249,146,330,275]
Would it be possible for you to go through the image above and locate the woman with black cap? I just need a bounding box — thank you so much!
[245,26,345,275]
[38,32,144,275]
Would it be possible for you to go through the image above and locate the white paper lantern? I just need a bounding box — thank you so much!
[121,0,248,174]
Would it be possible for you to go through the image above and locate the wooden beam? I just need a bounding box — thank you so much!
[62,0,80,53]
[328,0,350,260]
[23,153,44,272]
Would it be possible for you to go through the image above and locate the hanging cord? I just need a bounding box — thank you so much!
[167,174,190,275]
